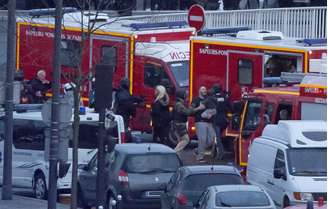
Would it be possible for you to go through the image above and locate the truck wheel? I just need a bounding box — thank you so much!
[33,172,48,200]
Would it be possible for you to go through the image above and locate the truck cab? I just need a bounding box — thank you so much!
[227,73,326,167]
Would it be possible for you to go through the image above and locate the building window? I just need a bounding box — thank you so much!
[61,39,81,68]
[238,59,253,85]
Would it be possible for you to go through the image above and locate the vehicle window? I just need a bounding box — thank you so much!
[125,154,180,173]
[264,54,301,77]
[264,103,275,125]
[13,119,45,150]
[168,61,189,87]
[274,149,286,176]
[101,46,117,67]
[89,154,98,172]
[276,103,292,122]
[243,101,262,130]
[287,148,326,176]
[144,62,171,88]
[60,39,81,68]
[216,191,270,207]
[238,59,253,85]
[74,123,98,149]
[183,174,243,191]
[301,102,327,121]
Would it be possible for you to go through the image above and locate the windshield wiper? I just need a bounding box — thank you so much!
[221,202,232,207]
[136,168,175,174]
[294,170,327,175]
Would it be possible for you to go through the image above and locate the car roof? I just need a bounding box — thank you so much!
[114,143,176,155]
[181,165,240,176]
[209,185,264,193]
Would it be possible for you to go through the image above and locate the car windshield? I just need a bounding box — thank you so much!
[168,61,189,87]
[125,154,180,173]
[287,148,327,176]
[216,191,270,207]
[183,174,243,191]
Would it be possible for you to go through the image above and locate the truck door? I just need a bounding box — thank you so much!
[91,36,129,91]
[228,52,263,101]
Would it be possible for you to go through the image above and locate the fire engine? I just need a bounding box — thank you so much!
[189,29,327,102]
[228,72,326,167]
[16,10,195,132]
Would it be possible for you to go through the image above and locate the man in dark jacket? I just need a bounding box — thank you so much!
[211,84,230,160]
[28,70,51,103]
[114,78,143,129]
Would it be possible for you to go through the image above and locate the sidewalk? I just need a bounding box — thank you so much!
[0,193,69,209]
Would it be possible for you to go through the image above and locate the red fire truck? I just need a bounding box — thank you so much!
[228,73,326,168]
[189,29,327,102]
[16,11,195,132]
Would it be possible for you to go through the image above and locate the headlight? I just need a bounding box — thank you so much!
[294,192,313,201]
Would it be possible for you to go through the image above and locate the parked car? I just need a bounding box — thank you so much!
[285,201,326,209]
[0,105,124,199]
[78,143,182,209]
[247,120,327,208]
[161,165,244,209]
[195,185,276,209]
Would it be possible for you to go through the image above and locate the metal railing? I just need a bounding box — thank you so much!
[122,7,327,39]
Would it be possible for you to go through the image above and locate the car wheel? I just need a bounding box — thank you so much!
[33,172,48,200]
[283,196,290,208]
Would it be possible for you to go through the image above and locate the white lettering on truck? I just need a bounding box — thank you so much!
[199,48,228,56]
[170,51,190,60]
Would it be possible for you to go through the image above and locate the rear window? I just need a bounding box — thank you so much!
[216,191,270,207]
[302,131,327,142]
[125,154,180,173]
[183,174,243,191]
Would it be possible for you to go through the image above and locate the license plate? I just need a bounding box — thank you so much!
[145,191,163,198]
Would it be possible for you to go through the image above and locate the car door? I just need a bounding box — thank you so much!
[0,118,4,183]
[270,149,287,207]
[79,154,98,202]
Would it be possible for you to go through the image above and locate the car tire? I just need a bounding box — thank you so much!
[283,196,290,208]
[77,184,90,209]
[33,172,48,200]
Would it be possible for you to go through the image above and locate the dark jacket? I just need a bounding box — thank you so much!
[151,95,171,128]
[115,87,142,122]
[192,96,216,123]
[212,92,229,127]
[28,78,51,103]
[173,98,194,123]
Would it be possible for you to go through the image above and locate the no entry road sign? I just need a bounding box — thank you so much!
[188,4,206,32]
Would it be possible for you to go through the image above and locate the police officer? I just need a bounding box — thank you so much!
[173,89,204,153]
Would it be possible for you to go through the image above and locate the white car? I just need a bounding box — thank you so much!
[195,185,276,209]
[0,105,125,199]
[247,121,327,208]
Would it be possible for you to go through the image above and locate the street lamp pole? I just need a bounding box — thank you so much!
[48,0,63,209]
[2,0,16,200]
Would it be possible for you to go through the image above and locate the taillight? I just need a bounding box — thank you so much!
[120,132,126,144]
[118,170,129,187]
[176,193,188,205]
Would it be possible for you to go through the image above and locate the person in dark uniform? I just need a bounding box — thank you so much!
[28,69,51,103]
[114,78,143,129]
[173,89,204,153]
[151,85,171,144]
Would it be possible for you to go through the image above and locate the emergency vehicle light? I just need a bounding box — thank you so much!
[299,38,327,46]
[29,7,77,17]
[128,21,188,31]
[199,27,251,36]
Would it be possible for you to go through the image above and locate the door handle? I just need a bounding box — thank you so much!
[267,180,274,185]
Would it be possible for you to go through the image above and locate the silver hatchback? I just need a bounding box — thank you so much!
[195,185,276,209]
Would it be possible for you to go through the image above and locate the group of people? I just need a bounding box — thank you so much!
[150,83,230,162]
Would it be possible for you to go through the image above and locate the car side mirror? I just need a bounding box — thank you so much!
[82,164,89,171]
[274,167,287,180]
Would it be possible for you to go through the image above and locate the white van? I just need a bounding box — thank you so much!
[247,120,327,208]
[0,106,125,199]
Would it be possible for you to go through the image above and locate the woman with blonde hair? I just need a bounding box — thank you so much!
[151,85,171,144]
